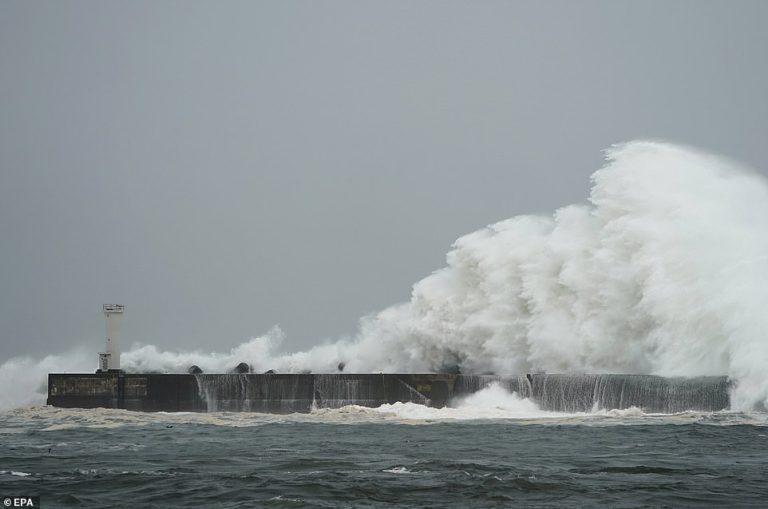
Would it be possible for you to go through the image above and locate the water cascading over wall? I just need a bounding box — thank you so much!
[194,373,315,413]
[528,374,730,413]
[193,374,455,412]
[454,375,533,399]
[190,373,730,413]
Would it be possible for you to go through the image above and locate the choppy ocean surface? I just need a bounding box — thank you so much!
[2,404,768,508]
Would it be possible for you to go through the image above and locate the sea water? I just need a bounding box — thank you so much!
[2,385,768,507]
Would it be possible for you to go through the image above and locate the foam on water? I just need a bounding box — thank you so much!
[0,384,558,429]
[3,382,767,428]
[368,382,563,420]
[3,141,768,411]
[382,467,412,474]
[0,471,32,477]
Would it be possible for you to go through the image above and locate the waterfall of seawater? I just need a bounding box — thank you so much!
[195,374,436,412]
[528,374,730,413]
[313,374,388,409]
[195,374,317,412]
[193,374,730,413]
[194,374,249,412]
[454,375,533,399]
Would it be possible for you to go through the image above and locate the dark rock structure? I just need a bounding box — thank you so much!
[231,362,251,374]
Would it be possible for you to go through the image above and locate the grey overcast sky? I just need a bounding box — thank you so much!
[1,0,767,360]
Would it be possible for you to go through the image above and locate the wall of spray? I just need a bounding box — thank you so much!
[3,141,768,411]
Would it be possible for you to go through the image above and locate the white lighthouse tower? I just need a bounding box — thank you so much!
[99,304,124,372]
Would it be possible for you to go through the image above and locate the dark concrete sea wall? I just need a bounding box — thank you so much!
[47,373,206,412]
[193,373,456,412]
[47,373,731,413]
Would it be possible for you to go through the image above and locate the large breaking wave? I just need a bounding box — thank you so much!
[3,141,768,411]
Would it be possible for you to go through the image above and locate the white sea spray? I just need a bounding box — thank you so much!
[3,141,768,411]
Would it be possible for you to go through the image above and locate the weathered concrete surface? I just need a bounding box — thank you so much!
[47,373,731,413]
[47,373,205,411]
[47,373,459,412]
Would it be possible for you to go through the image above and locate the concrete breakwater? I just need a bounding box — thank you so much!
[47,373,730,413]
